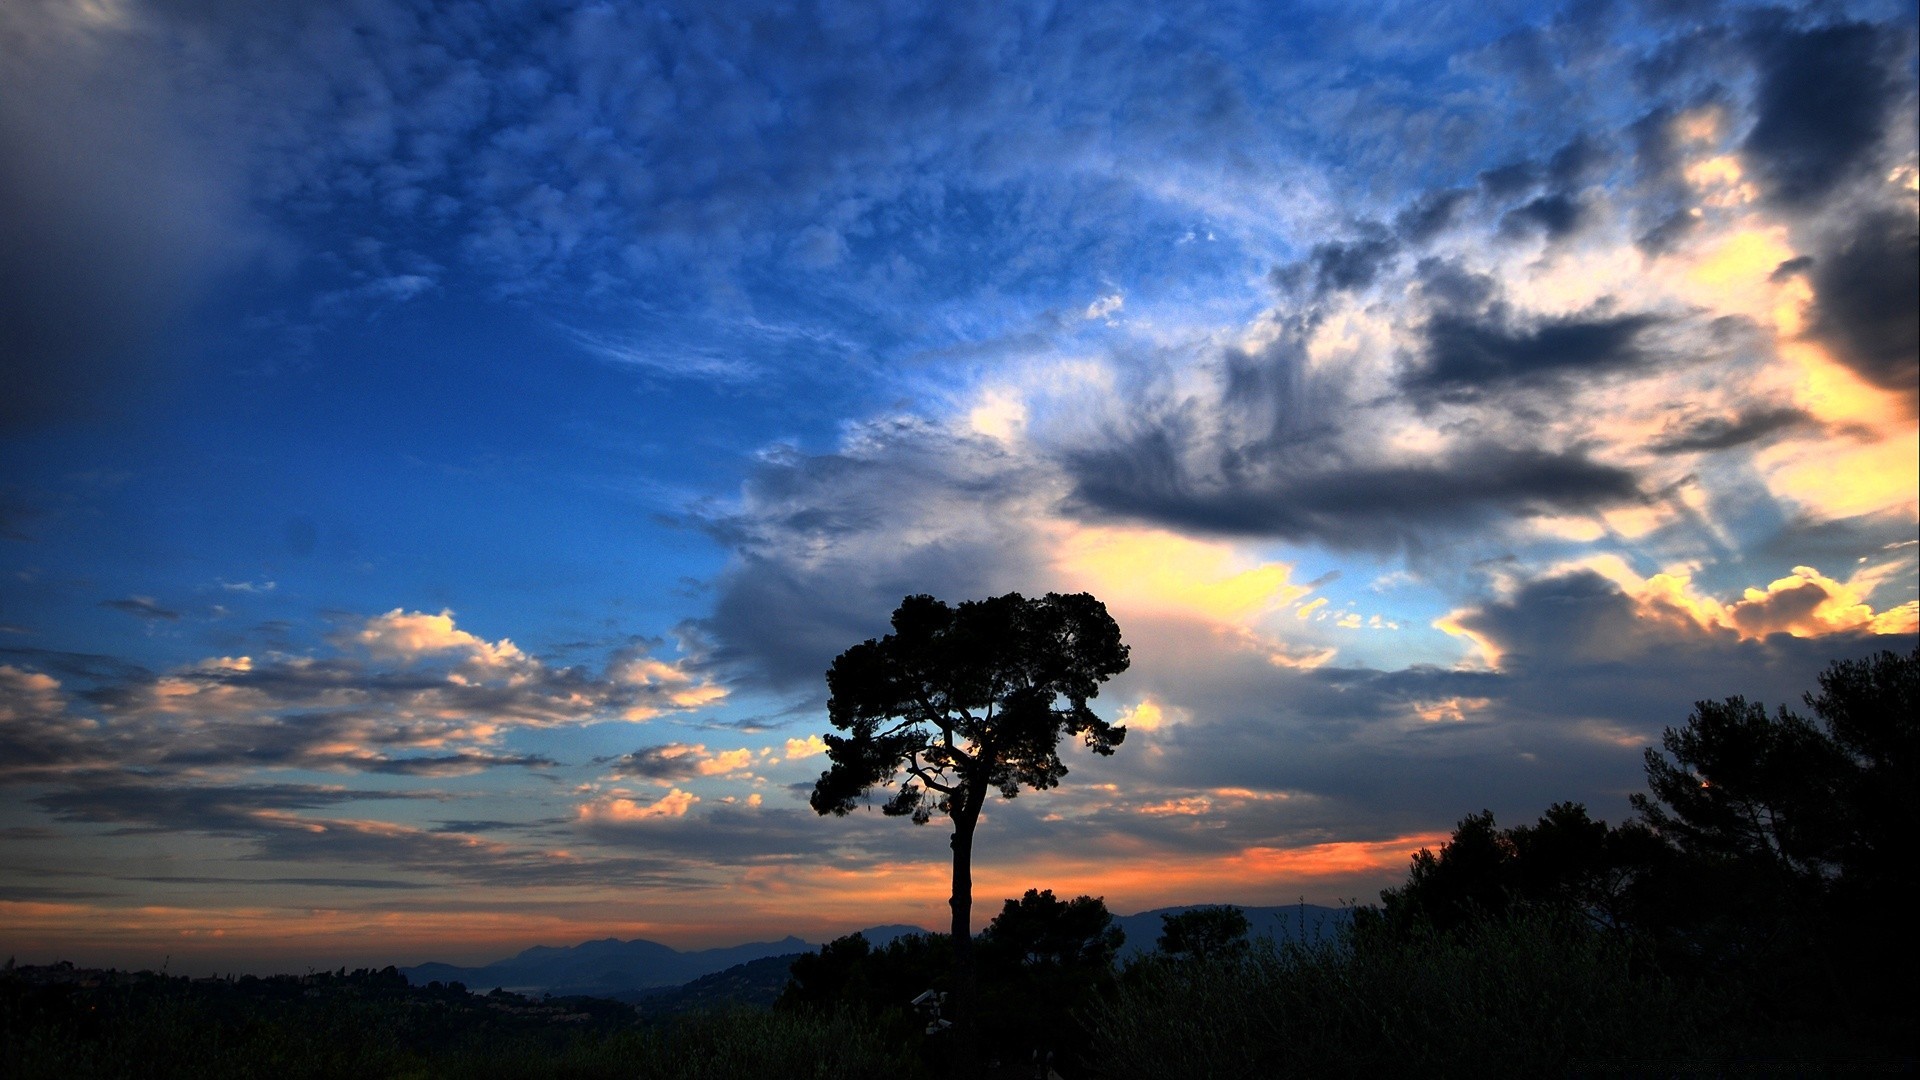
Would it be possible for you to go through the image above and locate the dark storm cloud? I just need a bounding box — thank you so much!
[1067,439,1642,547]
[1740,18,1901,209]
[1806,209,1920,401]
[1403,307,1664,403]
[1500,194,1586,238]
[1769,255,1814,281]
[1479,161,1540,198]
[1625,104,1704,255]
[1546,134,1608,189]
[1648,406,1814,454]
[1394,189,1473,243]
[1272,225,1400,297]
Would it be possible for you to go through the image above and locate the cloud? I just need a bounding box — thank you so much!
[576,788,700,823]
[0,609,722,782]
[783,735,827,761]
[1403,307,1664,405]
[1273,225,1400,297]
[1648,407,1814,454]
[347,608,527,667]
[1068,439,1643,548]
[1740,18,1902,209]
[33,779,697,889]
[1441,564,1914,674]
[1806,209,1920,402]
[693,419,1052,691]
[605,743,754,782]
[100,596,181,621]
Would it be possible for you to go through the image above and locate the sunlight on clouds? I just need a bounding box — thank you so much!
[782,735,827,761]
[1117,699,1189,733]
[1433,612,1504,671]
[0,664,64,713]
[699,748,753,775]
[1050,524,1310,627]
[1121,700,1162,731]
[1411,697,1492,723]
[1758,413,1918,522]
[1682,155,1757,207]
[967,386,1028,443]
[1528,515,1608,542]
[615,656,726,719]
[352,609,528,668]
[1576,554,1916,640]
[1138,796,1214,816]
[578,788,699,823]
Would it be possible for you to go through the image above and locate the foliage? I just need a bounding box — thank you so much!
[0,964,914,1080]
[1372,803,1663,935]
[779,894,1125,1071]
[979,889,1124,972]
[1628,648,1919,1036]
[1090,914,1726,1080]
[975,891,1123,1067]
[810,591,1131,824]
[1362,650,1920,1057]
[1154,905,1250,961]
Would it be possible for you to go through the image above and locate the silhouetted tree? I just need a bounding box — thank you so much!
[981,889,1124,972]
[978,890,1122,1067]
[1374,804,1661,936]
[809,592,1130,1053]
[1156,906,1251,961]
[1630,649,1918,1028]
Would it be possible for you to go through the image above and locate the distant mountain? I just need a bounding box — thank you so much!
[402,906,1352,999]
[403,935,814,998]
[1111,904,1351,959]
[628,952,809,1015]
[839,923,930,949]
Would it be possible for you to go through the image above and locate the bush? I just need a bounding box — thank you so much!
[1086,914,1717,1079]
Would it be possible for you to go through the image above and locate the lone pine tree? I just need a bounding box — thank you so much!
[809,591,1129,1047]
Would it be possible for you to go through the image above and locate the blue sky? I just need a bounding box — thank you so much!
[2,0,1915,972]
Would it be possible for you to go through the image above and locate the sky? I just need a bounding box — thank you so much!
[1,0,1915,974]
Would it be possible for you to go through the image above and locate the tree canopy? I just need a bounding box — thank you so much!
[808,591,1130,1056]
[810,591,1130,823]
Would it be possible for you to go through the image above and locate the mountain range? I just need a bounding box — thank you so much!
[402,906,1350,999]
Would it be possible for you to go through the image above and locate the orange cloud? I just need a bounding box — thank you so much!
[782,735,828,761]
[351,608,528,667]
[1616,561,1914,640]
[577,788,699,823]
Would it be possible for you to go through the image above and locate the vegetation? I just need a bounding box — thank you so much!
[7,650,1911,1077]
[808,590,1130,1045]
[0,964,909,1080]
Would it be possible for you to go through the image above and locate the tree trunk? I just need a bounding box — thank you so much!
[948,797,982,1074]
